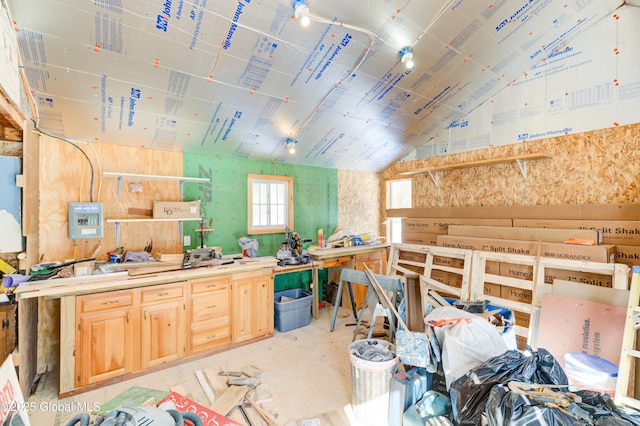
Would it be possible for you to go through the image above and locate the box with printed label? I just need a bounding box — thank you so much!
[614,245,640,268]
[402,218,512,235]
[513,219,640,246]
[436,235,616,263]
[499,263,613,287]
[153,201,201,219]
[402,232,438,246]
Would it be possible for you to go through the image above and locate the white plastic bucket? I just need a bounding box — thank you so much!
[349,339,398,425]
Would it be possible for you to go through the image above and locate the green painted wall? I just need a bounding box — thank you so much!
[182,153,339,257]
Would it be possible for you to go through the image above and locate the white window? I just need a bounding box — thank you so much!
[387,179,412,243]
[248,174,293,234]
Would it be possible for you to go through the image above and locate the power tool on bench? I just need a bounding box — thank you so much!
[276,226,311,266]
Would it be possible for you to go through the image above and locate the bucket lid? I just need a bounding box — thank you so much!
[564,352,618,377]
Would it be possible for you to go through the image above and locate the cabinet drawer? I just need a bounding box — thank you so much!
[191,321,230,350]
[141,283,184,303]
[191,292,230,322]
[79,290,133,313]
[190,276,231,294]
[322,256,351,268]
[355,251,383,263]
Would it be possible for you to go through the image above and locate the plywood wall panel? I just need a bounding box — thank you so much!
[39,138,183,263]
[337,169,381,238]
[382,123,640,210]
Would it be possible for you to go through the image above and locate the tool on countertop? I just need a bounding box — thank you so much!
[194,218,215,249]
[276,226,311,266]
[182,246,220,268]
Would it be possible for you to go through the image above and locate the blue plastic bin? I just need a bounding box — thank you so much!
[274,289,313,332]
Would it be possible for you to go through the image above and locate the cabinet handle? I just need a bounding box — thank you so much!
[207,305,217,309]
[101,300,118,305]
[207,284,217,288]
[126,312,129,322]
[206,334,217,340]
[144,311,147,320]
[157,292,170,297]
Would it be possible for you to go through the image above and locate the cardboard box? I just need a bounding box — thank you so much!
[436,235,616,263]
[516,334,528,351]
[402,232,438,245]
[614,245,640,268]
[483,282,501,298]
[429,269,462,288]
[153,201,201,219]
[514,219,640,246]
[447,225,602,245]
[502,285,532,304]
[513,310,531,328]
[402,218,512,235]
[499,263,614,287]
[388,203,640,221]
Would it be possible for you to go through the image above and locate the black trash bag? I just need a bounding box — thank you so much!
[575,391,640,426]
[485,386,640,426]
[449,348,568,425]
[486,384,583,426]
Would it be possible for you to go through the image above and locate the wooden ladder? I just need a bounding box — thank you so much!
[615,266,640,409]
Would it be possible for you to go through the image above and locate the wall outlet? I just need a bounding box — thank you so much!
[184,235,191,246]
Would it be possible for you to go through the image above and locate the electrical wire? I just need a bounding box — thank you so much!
[86,143,103,202]
[32,123,96,202]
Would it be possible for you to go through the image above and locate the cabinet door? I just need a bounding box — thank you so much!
[141,299,186,369]
[232,278,254,343]
[0,305,15,362]
[353,250,386,308]
[254,275,274,337]
[77,307,135,386]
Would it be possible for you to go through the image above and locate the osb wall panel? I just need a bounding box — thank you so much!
[39,137,183,263]
[337,169,382,238]
[380,123,640,216]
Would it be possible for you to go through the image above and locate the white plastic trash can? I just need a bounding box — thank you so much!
[349,339,398,425]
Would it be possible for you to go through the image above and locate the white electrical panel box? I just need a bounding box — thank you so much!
[68,202,104,239]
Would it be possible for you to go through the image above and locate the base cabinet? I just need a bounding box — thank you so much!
[232,271,274,344]
[75,290,137,387]
[352,250,387,308]
[74,272,273,390]
[140,283,186,369]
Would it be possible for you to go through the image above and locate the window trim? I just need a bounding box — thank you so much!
[247,174,294,234]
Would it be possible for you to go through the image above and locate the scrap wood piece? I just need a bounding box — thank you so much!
[211,385,249,416]
[244,394,280,426]
[242,365,265,379]
[195,369,216,405]
[229,377,258,387]
[240,404,268,426]
[428,289,450,307]
[204,367,227,393]
[248,384,273,404]
[170,384,187,396]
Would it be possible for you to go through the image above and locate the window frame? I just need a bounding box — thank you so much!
[247,174,294,234]
[386,178,412,243]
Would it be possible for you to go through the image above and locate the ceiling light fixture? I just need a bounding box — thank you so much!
[399,46,414,69]
[285,138,297,154]
[293,0,310,27]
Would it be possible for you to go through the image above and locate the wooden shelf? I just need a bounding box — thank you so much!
[106,218,202,223]
[398,153,552,176]
[102,172,209,183]
[106,218,203,246]
[103,172,210,200]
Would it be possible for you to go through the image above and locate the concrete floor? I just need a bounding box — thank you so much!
[24,304,377,426]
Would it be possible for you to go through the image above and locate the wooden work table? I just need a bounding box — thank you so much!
[309,242,391,318]
[13,246,388,396]
[15,257,280,396]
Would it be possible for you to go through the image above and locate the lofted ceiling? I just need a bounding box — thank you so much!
[1,0,627,172]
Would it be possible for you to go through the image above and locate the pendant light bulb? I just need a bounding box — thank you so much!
[293,0,310,27]
[399,46,414,69]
